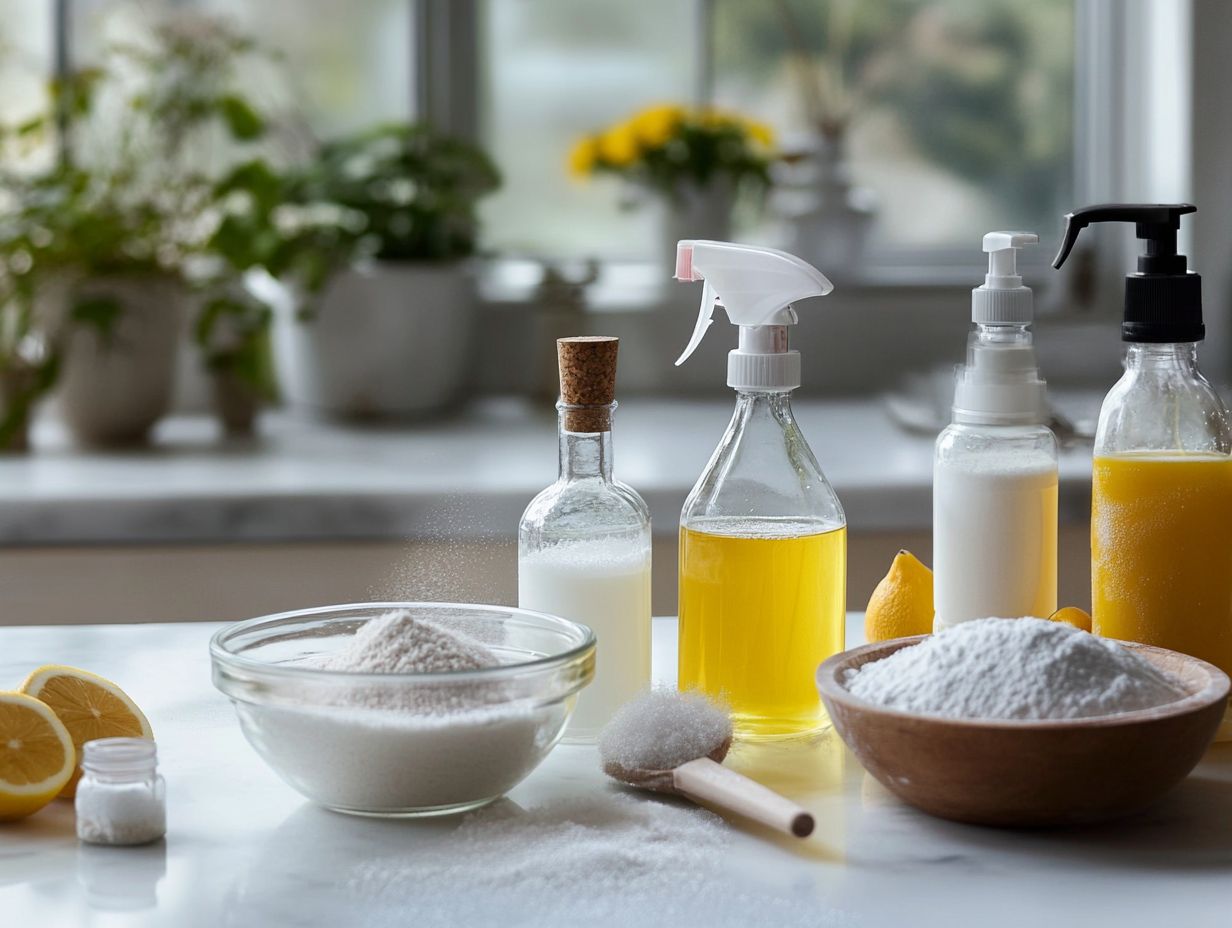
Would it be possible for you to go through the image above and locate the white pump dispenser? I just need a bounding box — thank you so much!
[952,232,1048,424]
[673,239,847,738]
[933,230,1058,632]
[674,240,833,391]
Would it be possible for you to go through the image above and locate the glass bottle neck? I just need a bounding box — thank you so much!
[973,322,1032,346]
[734,390,795,421]
[557,402,615,482]
[1125,342,1199,373]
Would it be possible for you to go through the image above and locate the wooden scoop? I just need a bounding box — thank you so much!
[603,736,816,839]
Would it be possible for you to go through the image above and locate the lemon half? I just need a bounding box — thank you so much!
[0,691,76,820]
[19,665,152,798]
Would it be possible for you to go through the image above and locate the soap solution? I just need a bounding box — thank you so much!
[1093,452,1232,678]
[679,517,846,737]
[518,539,651,739]
[933,450,1058,629]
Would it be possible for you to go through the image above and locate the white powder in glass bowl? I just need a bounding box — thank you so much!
[235,702,561,813]
[231,608,572,814]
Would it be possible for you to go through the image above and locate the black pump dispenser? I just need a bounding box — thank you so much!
[1052,203,1202,343]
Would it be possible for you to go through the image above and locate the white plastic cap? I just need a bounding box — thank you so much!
[673,240,833,390]
[973,231,1038,324]
[952,340,1048,425]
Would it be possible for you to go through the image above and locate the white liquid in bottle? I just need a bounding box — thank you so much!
[518,538,651,740]
[933,455,1058,631]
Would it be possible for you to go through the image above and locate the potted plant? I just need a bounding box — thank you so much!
[0,13,272,447]
[568,104,776,261]
[256,123,501,420]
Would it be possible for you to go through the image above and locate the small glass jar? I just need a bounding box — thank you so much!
[75,738,166,846]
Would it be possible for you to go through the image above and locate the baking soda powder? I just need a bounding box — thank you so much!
[845,617,1186,720]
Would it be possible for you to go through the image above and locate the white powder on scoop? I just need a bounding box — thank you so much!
[599,689,732,772]
[844,617,1187,720]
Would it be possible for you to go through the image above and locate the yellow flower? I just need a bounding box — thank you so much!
[631,104,685,149]
[568,135,600,177]
[745,120,775,148]
[598,124,641,167]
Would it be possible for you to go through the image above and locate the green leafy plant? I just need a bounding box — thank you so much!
[206,123,501,316]
[0,9,278,443]
[297,123,502,263]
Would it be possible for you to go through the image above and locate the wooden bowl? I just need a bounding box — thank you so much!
[817,636,1229,827]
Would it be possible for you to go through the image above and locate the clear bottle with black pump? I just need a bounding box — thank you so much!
[1053,204,1232,694]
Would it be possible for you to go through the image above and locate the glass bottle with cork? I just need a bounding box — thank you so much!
[518,336,652,742]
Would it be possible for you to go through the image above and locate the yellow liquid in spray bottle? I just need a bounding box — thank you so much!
[679,519,846,737]
[669,239,846,740]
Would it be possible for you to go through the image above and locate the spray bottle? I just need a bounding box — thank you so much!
[674,240,845,738]
[1053,204,1232,689]
[933,232,1058,630]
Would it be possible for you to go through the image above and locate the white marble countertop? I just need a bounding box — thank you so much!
[0,396,1097,545]
[2,615,1229,927]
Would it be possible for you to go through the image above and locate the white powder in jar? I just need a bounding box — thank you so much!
[844,617,1188,720]
[76,780,166,846]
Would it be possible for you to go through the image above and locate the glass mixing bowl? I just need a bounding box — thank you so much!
[210,602,595,817]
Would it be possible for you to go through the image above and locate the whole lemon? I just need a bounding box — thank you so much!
[865,550,934,642]
[1049,606,1092,632]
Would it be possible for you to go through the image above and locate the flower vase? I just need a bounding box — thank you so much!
[775,132,876,282]
[658,178,735,278]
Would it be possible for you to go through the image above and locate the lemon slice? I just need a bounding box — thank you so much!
[0,691,76,820]
[19,665,153,798]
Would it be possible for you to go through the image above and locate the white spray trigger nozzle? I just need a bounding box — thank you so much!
[672,240,832,375]
[675,278,719,366]
[982,231,1038,288]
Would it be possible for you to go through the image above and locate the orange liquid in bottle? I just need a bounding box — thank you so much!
[1092,453,1232,676]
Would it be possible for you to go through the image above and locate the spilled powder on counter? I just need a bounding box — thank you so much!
[844,617,1187,720]
[598,688,732,772]
[346,791,834,928]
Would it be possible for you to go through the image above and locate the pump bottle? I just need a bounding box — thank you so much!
[933,232,1058,630]
[1053,204,1232,687]
[673,240,845,739]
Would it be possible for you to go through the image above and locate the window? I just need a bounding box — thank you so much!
[477,0,1076,267]
[712,0,1075,252]
[67,0,413,136]
[478,0,700,260]
[0,1,53,124]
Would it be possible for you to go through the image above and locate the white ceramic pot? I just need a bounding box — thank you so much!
[55,275,185,447]
[278,261,477,420]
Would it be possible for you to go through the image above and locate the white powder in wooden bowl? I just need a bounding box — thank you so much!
[843,617,1187,720]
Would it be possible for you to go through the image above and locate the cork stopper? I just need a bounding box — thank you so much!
[557,336,618,432]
